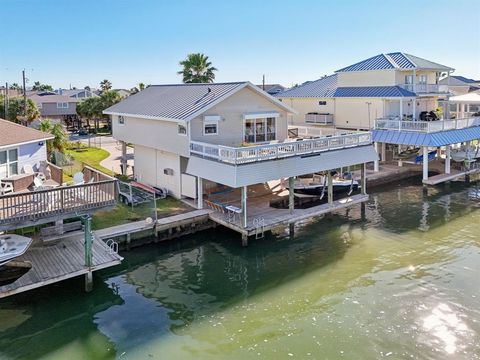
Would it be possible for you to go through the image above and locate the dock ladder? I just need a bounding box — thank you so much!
[105,239,119,255]
[253,217,265,239]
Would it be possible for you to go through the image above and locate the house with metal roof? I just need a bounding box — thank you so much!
[104,82,378,242]
[439,75,480,96]
[277,52,454,129]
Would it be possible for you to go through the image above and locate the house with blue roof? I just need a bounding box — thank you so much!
[439,75,480,95]
[277,52,454,129]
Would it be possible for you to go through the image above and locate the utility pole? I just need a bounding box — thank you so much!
[22,69,27,120]
[4,83,9,118]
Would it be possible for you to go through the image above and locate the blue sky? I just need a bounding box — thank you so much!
[2,0,479,89]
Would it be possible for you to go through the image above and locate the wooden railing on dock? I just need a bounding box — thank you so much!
[0,179,117,226]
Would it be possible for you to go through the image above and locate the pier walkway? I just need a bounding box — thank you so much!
[0,235,123,299]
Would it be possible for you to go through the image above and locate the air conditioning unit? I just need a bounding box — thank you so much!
[164,168,174,176]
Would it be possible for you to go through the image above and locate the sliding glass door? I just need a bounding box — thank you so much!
[244,117,276,143]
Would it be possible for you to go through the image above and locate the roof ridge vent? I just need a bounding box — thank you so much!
[383,53,398,68]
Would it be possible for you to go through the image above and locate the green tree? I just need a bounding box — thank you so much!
[76,90,121,132]
[2,97,40,123]
[9,83,21,90]
[32,81,54,92]
[178,53,217,83]
[39,119,68,159]
[100,79,112,91]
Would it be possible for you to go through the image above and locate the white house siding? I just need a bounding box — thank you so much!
[186,145,378,188]
[394,70,437,85]
[133,145,182,198]
[336,70,396,87]
[113,116,189,157]
[334,98,385,129]
[18,142,48,172]
[190,87,289,146]
[279,97,335,125]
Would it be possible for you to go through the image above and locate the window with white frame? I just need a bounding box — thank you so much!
[405,75,414,84]
[203,116,219,135]
[0,148,19,179]
[56,102,69,109]
[178,124,187,136]
[118,115,125,125]
[418,75,427,84]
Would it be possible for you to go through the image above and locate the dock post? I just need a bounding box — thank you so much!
[327,172,333,204]
[197,177,203,209]
[374,143,379,172]
[83,215,93,292]
[241,186,247,228]
[288,177,295,214]
[126,233,131,251]
[289,223,295,237]
[241,233,248,247]
[120,141,127,175]
[422,147,429,181]
[445,145,451,175]
[360,202,366,221]
[361,163,367,195]
[381,142,386,162]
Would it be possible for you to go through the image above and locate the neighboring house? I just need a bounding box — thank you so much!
[0,118,52,179]
[0,87,23,97]
[439,75,480,95]
[113,89,132,98]
[55,88,98,99]
[256,84,286,96]
[449,92,480,118]
[28,92,80,123]
[104,82,376,208]
[276,52,454,129]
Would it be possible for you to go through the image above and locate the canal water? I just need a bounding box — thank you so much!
[0,178,479,360]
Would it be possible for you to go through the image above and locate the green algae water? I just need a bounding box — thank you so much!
[0,178,479,360]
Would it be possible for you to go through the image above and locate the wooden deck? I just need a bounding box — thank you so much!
[0,235,123,298]
[422,167,480,185]
[207,188,368,236]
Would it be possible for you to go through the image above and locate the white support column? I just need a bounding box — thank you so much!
[327,172,333,205]
[399,99,403,120]
[361,163,367,195]
[413,99,416,121]
[381,142,386,162]
[445,145,451,174]
[398,144,403,167]
[288,177,294,214]
[422,147,429,181]
[374,142,379,172]
[197,177,203,209]
[241,186,247,228]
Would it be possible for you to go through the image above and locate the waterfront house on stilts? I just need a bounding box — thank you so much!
[105,82,378,245]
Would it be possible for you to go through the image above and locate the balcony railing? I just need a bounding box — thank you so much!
[305,113,334,125]
[399,83,449,94]
[374,117,480,133]
[190,132,372,165]
[0,176,117,228]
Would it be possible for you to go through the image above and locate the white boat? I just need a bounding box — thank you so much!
[287,173,359,196]
[451,145,480,163]
[0,234,33,266]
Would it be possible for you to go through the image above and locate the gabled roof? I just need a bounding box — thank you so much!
[0,118,53,148]
[103,82,294,121]
[275,75,338,98]
[335,52,453,72]
[276,75,416,98]
[451,75,477,84]
[28,93,81,103]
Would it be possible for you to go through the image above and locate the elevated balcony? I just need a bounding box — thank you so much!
[374,116,480,133]
[399,83,449,95]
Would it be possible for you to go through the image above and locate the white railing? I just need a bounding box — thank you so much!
[190,132,372,165]
[290,125,356,138]
[374,116,480,133]
[305,113,334,125]
[399,83,449,94]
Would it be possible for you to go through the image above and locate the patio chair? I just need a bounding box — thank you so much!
[23,164,46,181]
[0,181,14,195]
[73,172,85,185]
[33,176,46,191]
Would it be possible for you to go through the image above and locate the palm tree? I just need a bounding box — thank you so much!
[9,83,20,90]
[39,119,68,159]
[100,79,112,91]
[178,53,217,83]
[130,82,147,94]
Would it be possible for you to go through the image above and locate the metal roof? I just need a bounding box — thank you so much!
[450,75,478,84]
[334,86,416,98]
[276,74,415,98]
[335,52,453,72]
[104,82,293,121]
[372,127,480,147]
[275,75,338,98]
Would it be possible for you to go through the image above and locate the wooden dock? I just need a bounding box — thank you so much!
[209,193,369,237]
[422,167,480,185]
[0,235,123,298]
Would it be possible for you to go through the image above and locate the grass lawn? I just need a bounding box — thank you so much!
[92,197,193,230]
[65,147,114,176]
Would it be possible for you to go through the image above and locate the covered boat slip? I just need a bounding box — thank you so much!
[372,117,480,185]
[186,140,376,242]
